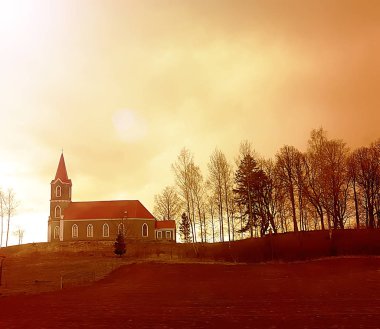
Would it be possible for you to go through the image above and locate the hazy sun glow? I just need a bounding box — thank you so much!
[0,1,34,30]
[0,1,58,47]
[112,109,147,142]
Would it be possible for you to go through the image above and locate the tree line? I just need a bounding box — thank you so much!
[153,128,380,243]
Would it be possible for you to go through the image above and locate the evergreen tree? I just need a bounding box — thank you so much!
[179,212,191,243]
[114,232,126,257]
[234,154,269,237]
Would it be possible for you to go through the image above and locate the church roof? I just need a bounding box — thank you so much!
[54,153,71,184]
[63,200,155,220]
[155,220,176,229]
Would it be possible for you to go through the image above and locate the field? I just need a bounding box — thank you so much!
[1,234,380,328]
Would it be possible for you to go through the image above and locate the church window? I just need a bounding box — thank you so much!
[142,223,148,237]
[166,231,171,239]
[87,224,93,237]
[55,206,61,218]
[72,224,78,238]
[54,226,60,239]
[103,224,109,237]
[56,186,61,197]
[118,223,125,235]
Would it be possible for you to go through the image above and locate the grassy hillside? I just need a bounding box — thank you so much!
[1,258,380,328]
[1,229,380,296]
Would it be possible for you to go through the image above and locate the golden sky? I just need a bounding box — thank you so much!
[0,0,379,244]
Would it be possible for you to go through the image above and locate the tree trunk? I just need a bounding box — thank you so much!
[319,209,325,230]
[269,214,277,234]
[218,192,224,242]
[203,212,207,242]
[210,206,215,243]
[0,214,3,247]
[368,204,375,228]
[196,201,204,243]
[6,214,10,247]
[289,186,299,232]
[240,212,244,240]
[231,211,235,241]
[224,186,231,242]
[326,211,331,230]
[226,205,231,242]
[0,196,3,247]
[186,202,196,244]
[353,180,360,229]
[219,202,223,242]
[199,212,204,243]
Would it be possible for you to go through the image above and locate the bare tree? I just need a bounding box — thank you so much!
[228,191,238,241]
[208,148,233,242]
[259,159,280,233]
[275,146,302,232]
[172,148,204,242]
[304,128,329,230]
[3,189,18,247]
[0,190,4,247]
[153,186,182,221]
[347,151,361,228]
[373,140,380,228]
[172,148,195,242]
[13,226,25,245]
[208,149,224,241]
[208,196,217,243]
[190,165,207,242]
[319,139,351,229]
[205,182,217,243]
[349,144,380,228]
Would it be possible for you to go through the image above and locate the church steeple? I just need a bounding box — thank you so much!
[49,153,73,241]
[54,153,71,183]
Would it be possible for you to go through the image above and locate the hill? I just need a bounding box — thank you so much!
[1,258,380,328]
[1,229,380,296]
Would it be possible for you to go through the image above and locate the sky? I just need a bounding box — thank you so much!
[0,0,379,245]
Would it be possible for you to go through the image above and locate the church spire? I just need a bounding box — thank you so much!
[55,153,70,183]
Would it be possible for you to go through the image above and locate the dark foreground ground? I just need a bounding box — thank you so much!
[1,257,380,329]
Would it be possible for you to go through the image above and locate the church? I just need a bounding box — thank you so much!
[48,154,176,242]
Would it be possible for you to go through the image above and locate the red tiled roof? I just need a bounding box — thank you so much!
[64,200,155,220]
[54,153,71,184]
[155,220,176,229]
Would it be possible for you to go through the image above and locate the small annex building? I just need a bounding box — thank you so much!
[48,154,176,242]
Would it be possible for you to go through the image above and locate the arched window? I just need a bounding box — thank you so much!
[54,226,60,239]
[87,224,93,237]
[55,206,61,218]
[103,223,109,237]
[56,186,61,197]
[72,224,78,238]
[118,223,125,235]
[142,223,148,237]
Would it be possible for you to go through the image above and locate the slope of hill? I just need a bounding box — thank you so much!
[1,258,380,328]
[1,229,380,296]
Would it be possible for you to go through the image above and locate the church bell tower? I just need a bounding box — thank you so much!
[48,153,72,241]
